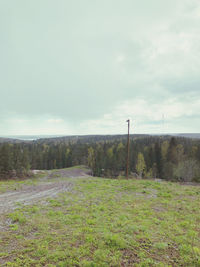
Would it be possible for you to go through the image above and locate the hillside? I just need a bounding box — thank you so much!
[0,134,150,144]
[0,168,199,266]
[1,133,200,144]
[172,133,200,139]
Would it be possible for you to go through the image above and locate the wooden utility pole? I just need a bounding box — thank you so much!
[126,119,130,178]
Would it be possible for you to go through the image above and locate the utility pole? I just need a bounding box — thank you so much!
[126,119,130,178]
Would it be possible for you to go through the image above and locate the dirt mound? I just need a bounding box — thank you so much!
[49,167,92,178]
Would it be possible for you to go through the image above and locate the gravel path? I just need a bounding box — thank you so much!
[0,167,91,214]
[0,182,72,214]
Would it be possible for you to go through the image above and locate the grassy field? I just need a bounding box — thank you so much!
[0,174,200,266]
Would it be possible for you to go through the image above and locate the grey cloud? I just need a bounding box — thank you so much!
[163,77,200,94]
[0,0,200,133]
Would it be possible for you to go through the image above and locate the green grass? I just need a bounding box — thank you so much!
[0,177,200,266]
[50,165,90,172]
[0,178,37,194]
[0,172,47,193]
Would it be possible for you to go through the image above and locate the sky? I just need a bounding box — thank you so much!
[0,0,200,135]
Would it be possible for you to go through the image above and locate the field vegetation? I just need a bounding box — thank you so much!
[0,171,199,266]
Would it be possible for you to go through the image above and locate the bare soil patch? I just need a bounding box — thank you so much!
[0,167,91,214]
[49,167,92,178]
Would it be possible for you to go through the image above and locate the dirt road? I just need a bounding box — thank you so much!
[0,167,91,214]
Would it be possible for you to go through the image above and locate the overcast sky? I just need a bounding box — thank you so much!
[1,0,200,135]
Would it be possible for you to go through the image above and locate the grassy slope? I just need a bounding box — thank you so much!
[0,177,200,267]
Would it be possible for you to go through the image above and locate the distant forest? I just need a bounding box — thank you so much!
[0,135,200,182]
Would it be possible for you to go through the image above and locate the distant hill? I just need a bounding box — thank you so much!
[35,134,150,144]
[0,133,200,144]
[170,133,200,139]
[0,137,25,143]
[0,134,149,144]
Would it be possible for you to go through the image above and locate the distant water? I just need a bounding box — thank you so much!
[1,135,64,141]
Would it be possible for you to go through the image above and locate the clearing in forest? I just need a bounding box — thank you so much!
[0,167,199,266]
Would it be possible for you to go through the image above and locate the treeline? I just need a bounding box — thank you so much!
[0,135,200,182]
[88,136,200,182]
